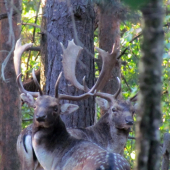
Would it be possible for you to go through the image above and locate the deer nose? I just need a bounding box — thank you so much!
[36,115,47,122]
[125,116,134,125]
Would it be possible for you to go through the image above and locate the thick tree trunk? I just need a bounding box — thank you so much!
[136,1,163,170]
[44,0,95,128]
[96,2,121,116]
[0,0,21,170]
[40,6,47,93]
[98,8,120,94]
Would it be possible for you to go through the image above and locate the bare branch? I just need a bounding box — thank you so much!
[0,10,17,20]
[32,0,41,43]
[1,0,15,82]
[121,74,132,92]
[26,46,40,51]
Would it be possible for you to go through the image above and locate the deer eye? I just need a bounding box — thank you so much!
[54,106,58,112]
[112,107,117,112]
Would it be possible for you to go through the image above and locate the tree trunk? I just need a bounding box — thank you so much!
[44,0,95,128]
[98,8,120,92]
[0,0,21,170]
[136,1,163,170]
[96,2,121,116]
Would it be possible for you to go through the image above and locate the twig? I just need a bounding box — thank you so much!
[32,0,41,43]
[121,74,132,92]
[117,33,142,59]
[35,51,40,61]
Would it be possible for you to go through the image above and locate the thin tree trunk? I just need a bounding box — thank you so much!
[161,133,170,170]
[0,0,21,169]
[136,1,163,170]
[44,0,95,128]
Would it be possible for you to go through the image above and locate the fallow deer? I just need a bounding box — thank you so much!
[14,39,93,170]
[61,40,137,155]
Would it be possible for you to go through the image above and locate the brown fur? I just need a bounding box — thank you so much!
[32,95,130,170]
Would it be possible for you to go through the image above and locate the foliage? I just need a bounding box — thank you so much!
[20,0,170,168]
[121,0,149,9]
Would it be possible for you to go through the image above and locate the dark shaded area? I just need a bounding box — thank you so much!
[44,0,95,128]
[23,69,40,92]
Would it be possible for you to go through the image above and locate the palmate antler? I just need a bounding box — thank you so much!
[61,40,121,102]
[14,39,94,107]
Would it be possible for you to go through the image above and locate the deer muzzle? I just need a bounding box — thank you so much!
[125,116,134,125]
[36,115,47,122]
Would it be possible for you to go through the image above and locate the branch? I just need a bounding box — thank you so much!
[128,136,136,140]
[1,0,15,82]
[22,118,33,122]
[32,0,41,43]
[0,10,16,20]
[117,33,142,59]
[26,46,40,51]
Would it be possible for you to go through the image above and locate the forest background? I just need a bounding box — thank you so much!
[0,0,169,169]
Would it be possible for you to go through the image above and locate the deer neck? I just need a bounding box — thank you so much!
[109,123,130,154]
[92,112,111,131]
[33,115,70,148]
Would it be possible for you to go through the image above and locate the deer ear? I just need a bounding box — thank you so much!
[20,93,35,108]
[96,97,109,110]
[60,104,79,114]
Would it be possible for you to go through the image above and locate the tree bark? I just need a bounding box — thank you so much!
[95,2,121,116]
[136,1,163,170]
[98,7,120,93]
[161,133,170,170]
[44,0,95,128]
[0,0,21,170]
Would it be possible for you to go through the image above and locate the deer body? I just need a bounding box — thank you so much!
[68,114,129,154]
[17,124,43,170]
[32,96,130,170]
[68,100,134,155]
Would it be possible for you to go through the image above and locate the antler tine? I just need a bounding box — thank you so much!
[89,43,119,93]
[32,69,43,96]
[113,77,121,99]
[14,38,33,95]
[61,40,89,92]
[82,76,89,92]
[55,72,63,98]
[16,73,39,97]
[93,77,121,103]
[14,38,33,76]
